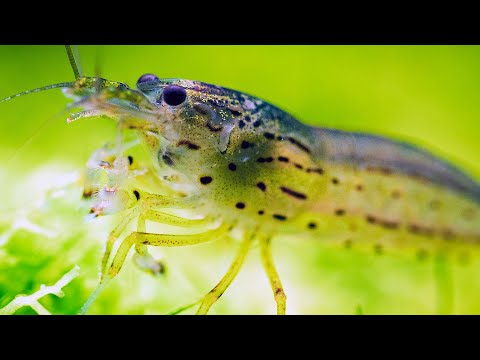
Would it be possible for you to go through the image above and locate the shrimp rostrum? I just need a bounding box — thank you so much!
[3,63,480,315]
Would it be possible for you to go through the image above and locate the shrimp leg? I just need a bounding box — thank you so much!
[106,227,228,278]
[133,209,215,275]
[100,192,199,278]
[196,231,255,315]
[100,205,143,279]
[80,221,228,314]
[260,236,287,315]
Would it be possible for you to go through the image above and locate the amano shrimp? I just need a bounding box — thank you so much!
[2,47,480,315]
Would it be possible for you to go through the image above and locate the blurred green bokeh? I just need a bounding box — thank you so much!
[0,45,479,314]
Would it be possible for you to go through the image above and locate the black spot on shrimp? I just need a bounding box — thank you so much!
[200,176,213,185]
[306,168,324,175]
[236,202,246,209]
[366,215,377,224]
[379,219,399,230]
[177,140,200,150]
[257,157,274,163]
[241,141,253,149]
[264,132,275,140]
[334,209,345,216]
[230,109,242,117]
[280,186,307,200]
[408,223,435,237]
[286,137,311,154]
[207,122,223,132]
[256,182,266,192]
[133,190,140,200]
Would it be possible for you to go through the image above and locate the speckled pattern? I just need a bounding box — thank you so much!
[35,74,480,313]
[65,76,480,246]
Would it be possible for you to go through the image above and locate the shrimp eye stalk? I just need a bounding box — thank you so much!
[137,73,160,91]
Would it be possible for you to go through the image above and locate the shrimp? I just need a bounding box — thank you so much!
[2,47,480,315]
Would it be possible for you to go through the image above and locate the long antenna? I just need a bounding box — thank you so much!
[2,47,84,165]
[0,46,83,103]
[65,45,84,80]
[0,82,76,103]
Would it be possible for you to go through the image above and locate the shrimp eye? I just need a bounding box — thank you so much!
[162,85,187,106]
[137,73,159,85]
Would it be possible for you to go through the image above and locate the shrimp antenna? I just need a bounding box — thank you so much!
[0,82,76,104]
[65,45,84,80]
[0,45,85,103]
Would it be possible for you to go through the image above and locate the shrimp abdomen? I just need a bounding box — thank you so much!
[304,127,480,245]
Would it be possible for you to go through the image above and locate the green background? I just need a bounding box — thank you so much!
[0,45,479,314]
